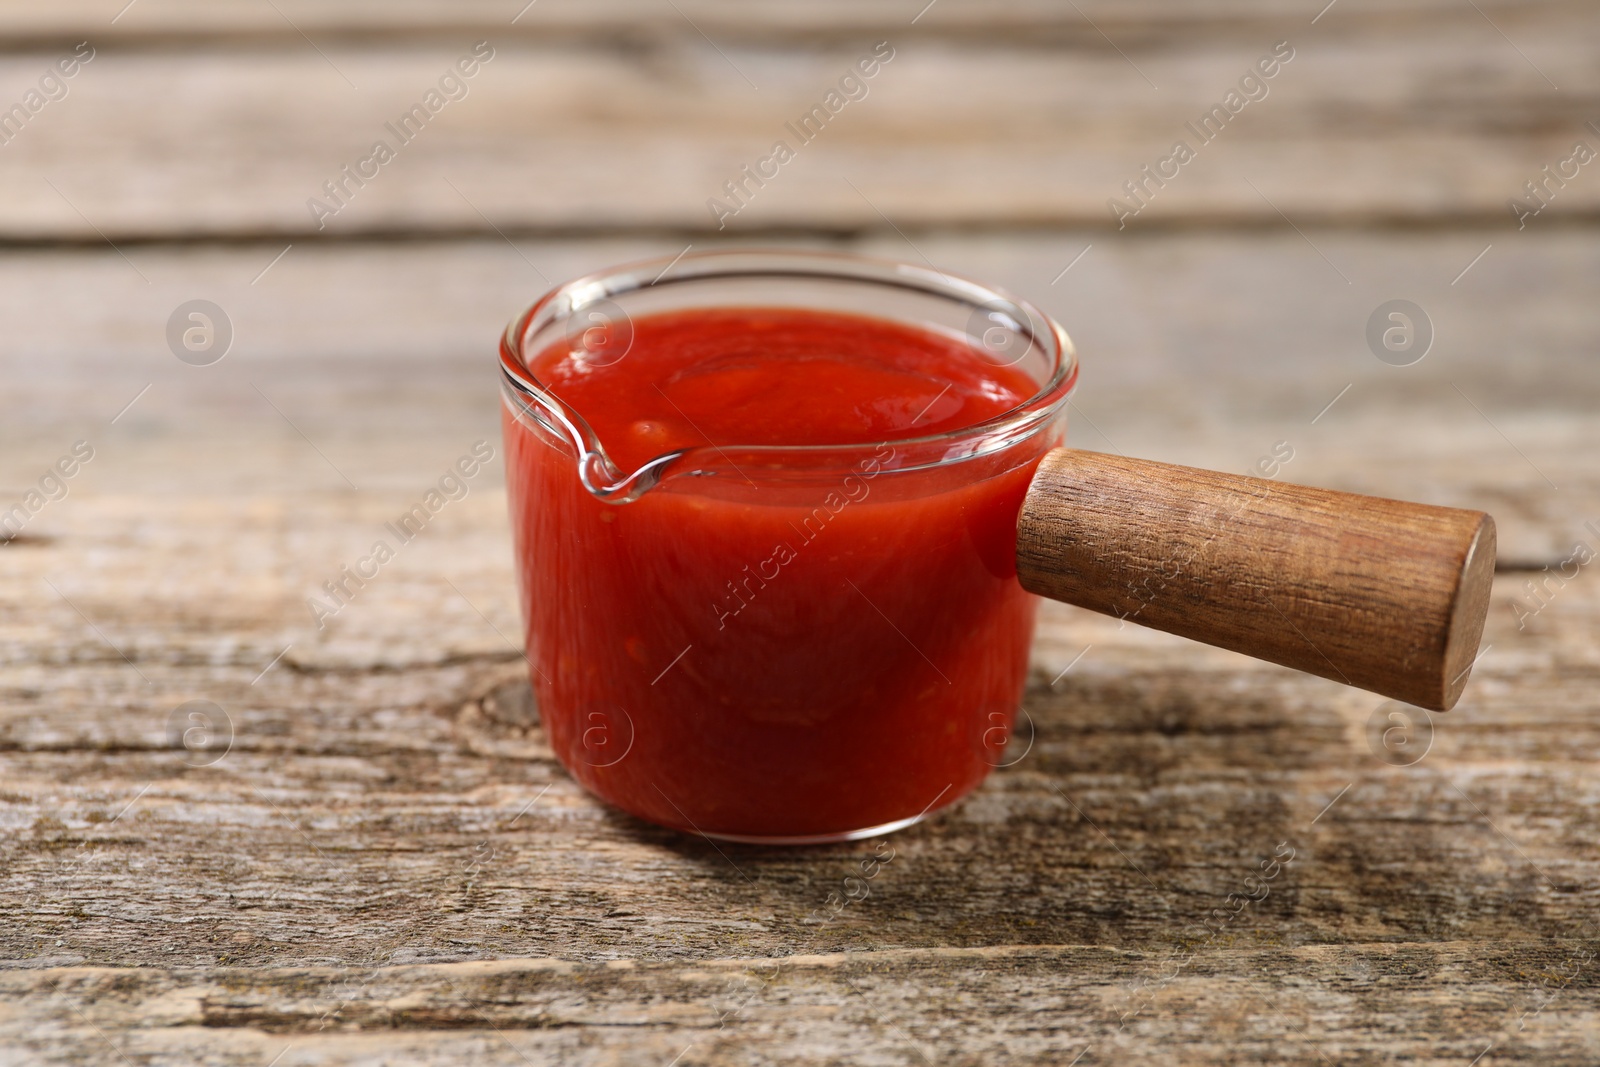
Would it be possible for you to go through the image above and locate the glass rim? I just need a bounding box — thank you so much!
[499,248,1079,500]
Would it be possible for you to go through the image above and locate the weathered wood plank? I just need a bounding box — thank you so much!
[5,943,1600,1065]
[5,542,1599,964]
[0,6,1594,238]
[0,0,1583,44]
[3,230,1593,553]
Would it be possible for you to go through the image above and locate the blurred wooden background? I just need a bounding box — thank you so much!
[1,1,1598,1064]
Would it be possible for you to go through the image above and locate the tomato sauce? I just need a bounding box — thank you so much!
[504,307,1052,840]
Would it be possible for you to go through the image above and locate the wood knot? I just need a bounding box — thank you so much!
[452,666,551,761]
[479,675,540,733]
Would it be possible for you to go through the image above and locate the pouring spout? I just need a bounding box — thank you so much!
[502,377,686,505]
[577,449,687,504]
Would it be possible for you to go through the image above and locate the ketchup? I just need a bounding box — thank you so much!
[504,307,1052,840]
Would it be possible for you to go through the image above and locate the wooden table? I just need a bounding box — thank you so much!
[3,2,1597,1063]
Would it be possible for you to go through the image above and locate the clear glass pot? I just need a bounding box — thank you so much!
[499,250,1077,843]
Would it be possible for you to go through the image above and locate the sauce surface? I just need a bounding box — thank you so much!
[530,307,1038,470]
[505,306,1056,839]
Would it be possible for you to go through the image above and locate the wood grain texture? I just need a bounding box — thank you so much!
[1016,448,1497,710]
[2,495,1598,1063]
[2,0,1580,41]
[0,2,1594,238]
[7,942,1600,1066]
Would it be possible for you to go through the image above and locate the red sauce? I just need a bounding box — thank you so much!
[504,307,1054,839]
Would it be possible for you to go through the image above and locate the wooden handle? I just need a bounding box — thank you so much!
[1015,448,1496,711]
